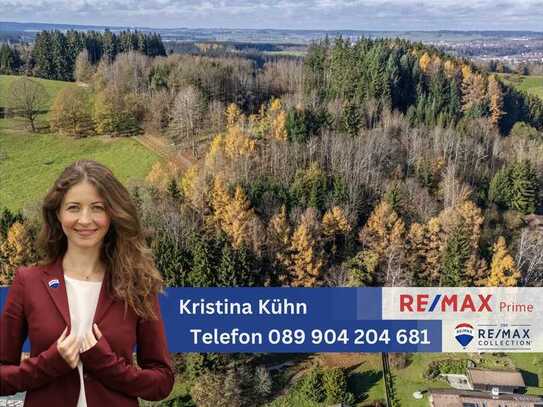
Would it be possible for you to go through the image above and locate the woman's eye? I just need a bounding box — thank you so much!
[67,206,79,211]
[92,206,105,212]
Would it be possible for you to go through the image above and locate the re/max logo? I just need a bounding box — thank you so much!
[399,294,493,312]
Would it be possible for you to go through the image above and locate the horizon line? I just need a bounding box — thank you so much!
[2,20,543,34]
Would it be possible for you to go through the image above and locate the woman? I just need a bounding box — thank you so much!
[0,160,174,406]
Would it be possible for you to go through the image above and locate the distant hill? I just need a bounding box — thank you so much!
[2,21,543,44]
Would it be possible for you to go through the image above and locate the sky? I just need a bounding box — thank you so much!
[0,0,542,31]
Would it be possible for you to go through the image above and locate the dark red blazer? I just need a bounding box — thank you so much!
[0,258,174,406]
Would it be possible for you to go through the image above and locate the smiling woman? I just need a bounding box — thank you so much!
[58,182,112,267]
[0,160,174,406]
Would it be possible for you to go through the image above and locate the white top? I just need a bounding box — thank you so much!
[64,275,103,407]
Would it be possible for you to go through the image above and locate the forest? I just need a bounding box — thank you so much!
[1,34,543,405]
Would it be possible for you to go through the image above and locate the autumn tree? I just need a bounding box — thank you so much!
[418,52,432,74]
[439,200,486,286]
[94,85,141,135]
[288,208,325,287]
[406,220,445,286]
[74,49,95,83]
[49,87,94,137]
[268,98,288,141]
[268,205,292,282]
[7,77,48,132]
[210,178,262,252]
[461,67,487,117]
[487,74,504,126]
[358,201,407,286]
[146,160,182,192]
[0,208,24,239]
[322,206,351,258]
[0,222,36,284]
[225,103,242,128]
[487,236,520,286]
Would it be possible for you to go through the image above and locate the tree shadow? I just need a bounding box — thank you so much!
[348,369,383,402]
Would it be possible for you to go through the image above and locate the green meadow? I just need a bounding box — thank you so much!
[0,75,159,211]
[499,73,543,100]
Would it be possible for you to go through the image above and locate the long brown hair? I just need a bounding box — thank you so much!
[38,160,163,319]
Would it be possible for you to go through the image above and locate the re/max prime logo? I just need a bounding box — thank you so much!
[399,293,535,314]
[399,294,493,313]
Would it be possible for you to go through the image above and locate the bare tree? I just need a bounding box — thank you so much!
[515,228,543,286]
[7,77,48,132]
[168,85,204,155]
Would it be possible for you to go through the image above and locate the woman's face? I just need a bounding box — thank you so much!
[58,180,111,251]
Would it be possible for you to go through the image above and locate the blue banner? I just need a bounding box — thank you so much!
[1,286,441,352]
[7,286,540,352]
[160,288,441,352]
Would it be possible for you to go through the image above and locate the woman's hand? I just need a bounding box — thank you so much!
[80,324,103,353]
[56,327,80,369]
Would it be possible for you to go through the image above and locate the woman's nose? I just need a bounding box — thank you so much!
[78,208,92,224]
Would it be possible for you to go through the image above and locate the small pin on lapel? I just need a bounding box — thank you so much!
[48,279,60,288]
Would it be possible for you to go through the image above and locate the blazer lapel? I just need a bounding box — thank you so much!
[42,257,115,326]
[93,278,115,324]
[42,258,70,327]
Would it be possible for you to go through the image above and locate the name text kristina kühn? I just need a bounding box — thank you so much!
[179,298,308,315]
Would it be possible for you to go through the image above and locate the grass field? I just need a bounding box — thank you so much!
[499,73,543,99]
[0,75,160,211]
[0,74,79,110]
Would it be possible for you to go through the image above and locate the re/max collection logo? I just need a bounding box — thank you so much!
[399,294,493,313]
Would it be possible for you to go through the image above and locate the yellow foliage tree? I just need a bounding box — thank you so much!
[322,206,351,258]
[429,55,442,75]
[359,201,406,285]
[322,206,351,238]
[146,160,182,192]
[268,205,292,282]
[289,208,324,287]
[487,74,504,126]
[222,185,255,249]
[487,236,520,287]
[210,176,231,225]
[204,134,226,173]
[223,126,256,159]
[419,53,432,74]
[0,222,36,284]
[461,72,487,114]
[359,201,405,258]
[461,64,472,81]
[443,60,457,78]
[455,200,484,251]
[146,161,170,191]
[268,99,288,141]
[210,179,259,250]
[225,103,242,128]
[269,205,291,248]
[438,200,487,285]
[180,165,198,198]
